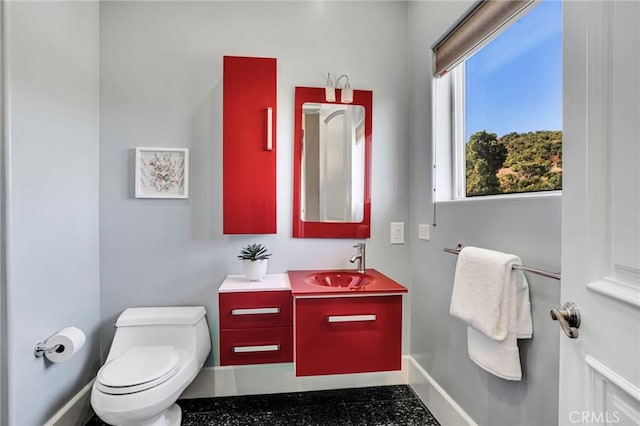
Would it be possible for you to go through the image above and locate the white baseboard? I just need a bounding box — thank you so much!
[49,356,474,426]
[407,357,477,426]
[181,357,410,399]
[44,380,94,426]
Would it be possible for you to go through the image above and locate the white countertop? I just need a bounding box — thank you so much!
[219,273,291,293]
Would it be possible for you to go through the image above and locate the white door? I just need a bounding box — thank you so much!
[0,1,5,422]
[560,1,640,425]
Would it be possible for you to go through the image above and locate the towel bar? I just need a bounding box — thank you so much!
[444,243,561,281]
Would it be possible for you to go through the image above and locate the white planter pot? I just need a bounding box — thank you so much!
[242,259,268,281]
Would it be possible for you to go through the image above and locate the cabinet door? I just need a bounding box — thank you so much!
[223,56,277,234]
[295,296,402,376]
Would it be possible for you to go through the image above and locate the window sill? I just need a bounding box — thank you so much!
[436,190,561,205]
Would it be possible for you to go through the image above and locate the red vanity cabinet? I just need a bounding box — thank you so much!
[223,55,277,234]
[294,295,403,376]
[218,275,293,366]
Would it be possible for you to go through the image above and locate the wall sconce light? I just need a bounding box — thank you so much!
[325,73,353,104]
[325,73,336,102]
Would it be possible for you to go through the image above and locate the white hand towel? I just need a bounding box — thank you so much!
[467,327,523,380]
[467,267,532,380]
[449,246,532,380]
[449,246,530,340]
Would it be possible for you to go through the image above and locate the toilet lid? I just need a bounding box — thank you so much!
[97,346,180,391]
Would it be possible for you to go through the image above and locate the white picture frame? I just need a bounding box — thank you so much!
[135,147,189,199]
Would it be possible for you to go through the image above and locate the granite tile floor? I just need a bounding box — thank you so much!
[86,385,440,426]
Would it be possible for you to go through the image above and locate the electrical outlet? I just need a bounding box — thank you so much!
[390,222,405,244]
[419,224,431,241]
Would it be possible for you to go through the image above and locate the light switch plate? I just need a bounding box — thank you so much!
[419,224,431,240]
[390,222,405,244]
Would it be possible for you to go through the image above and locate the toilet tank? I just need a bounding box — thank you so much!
[107,306,211,362]
[116,306,206,327]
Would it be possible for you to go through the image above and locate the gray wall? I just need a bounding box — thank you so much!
[408,2,561,426]
[3,1,101,425]
[0,1,6,422]
[99,1,411,365]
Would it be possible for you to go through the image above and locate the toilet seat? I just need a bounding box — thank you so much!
[96,346,180,395]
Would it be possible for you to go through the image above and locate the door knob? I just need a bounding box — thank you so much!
[550,302,581,339]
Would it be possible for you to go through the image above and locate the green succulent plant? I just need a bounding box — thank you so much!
[237,243,272,261]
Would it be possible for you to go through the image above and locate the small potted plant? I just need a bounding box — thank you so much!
[238,243,272,281]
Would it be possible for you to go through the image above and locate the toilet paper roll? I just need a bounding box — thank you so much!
[43,327,86,363]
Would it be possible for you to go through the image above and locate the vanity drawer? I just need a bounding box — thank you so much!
[295,295,402,376]
[220,327,293,366]
[219,290,292,329]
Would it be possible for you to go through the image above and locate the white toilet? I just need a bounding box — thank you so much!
[91,306,211,426]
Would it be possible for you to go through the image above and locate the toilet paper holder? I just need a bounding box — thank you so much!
[33,326,86,362]
[34,342,63,358]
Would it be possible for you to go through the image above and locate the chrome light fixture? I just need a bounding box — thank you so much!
[325,73,353,104]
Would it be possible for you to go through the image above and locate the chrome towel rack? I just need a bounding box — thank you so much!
[444,243,561,281]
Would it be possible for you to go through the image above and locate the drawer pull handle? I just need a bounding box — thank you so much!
[233,344,280,353]
[327,314,377,323]
[266,107,273,151]
[232,307,280,315]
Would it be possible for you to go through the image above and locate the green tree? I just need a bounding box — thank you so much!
[466,131,507,196]
[499,130,562,194]
[545,171,562,190]
[465,130,562,196]
[511,161,549,178]
[499,173,520,193]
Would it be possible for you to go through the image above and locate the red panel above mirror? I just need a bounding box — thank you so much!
[292,87,372,238]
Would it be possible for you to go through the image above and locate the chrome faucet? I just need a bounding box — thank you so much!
[350,243,366,273]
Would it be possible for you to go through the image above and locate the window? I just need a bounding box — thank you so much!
[435,0,562,199]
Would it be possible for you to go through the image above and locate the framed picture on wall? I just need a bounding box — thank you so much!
[135,147,189,199]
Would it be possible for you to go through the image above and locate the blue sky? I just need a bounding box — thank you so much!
[465,0,562,141]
